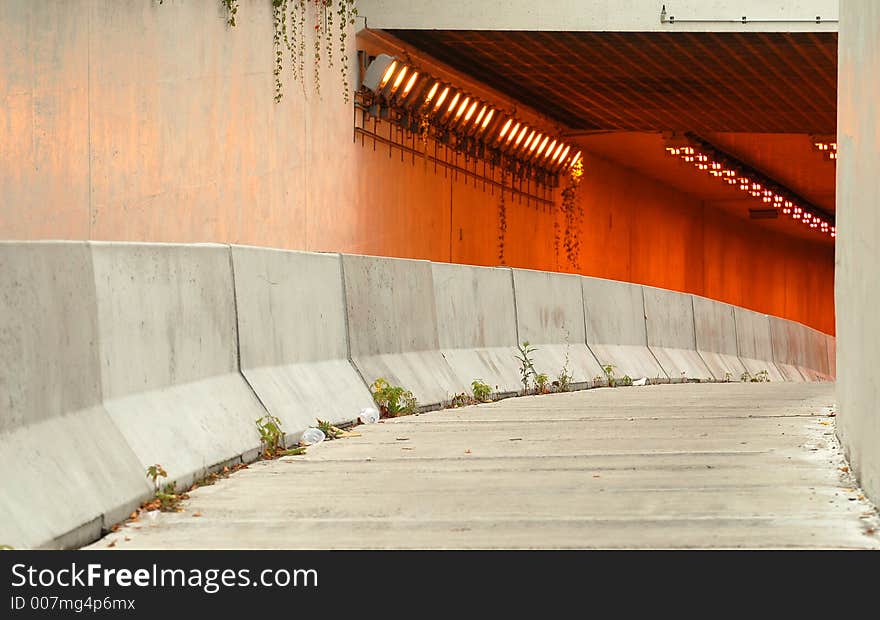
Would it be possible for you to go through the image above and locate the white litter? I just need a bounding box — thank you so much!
[632,377,648,386]
[359,407,380,424]
[300,427,326,446]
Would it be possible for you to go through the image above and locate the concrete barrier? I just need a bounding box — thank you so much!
[342,254,460,408]
[692,296,748,381]
[768,316,831,382]
[0,242,150,550]
[512,268,605,387]
[231,246,374,438]
[643,287,715,382]
[732,307,786,382]
[581,277,667,383]
[432,262,522,395]
[91,242,267,490]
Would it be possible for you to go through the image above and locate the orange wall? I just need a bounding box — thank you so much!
[0,1,834,334]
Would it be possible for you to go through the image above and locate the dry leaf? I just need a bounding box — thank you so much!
[111,524,121,532]
[464,449,472,454]
[107,540,116,548]
[193,512,202,518]
[124,537,131,542]
[839,466,849,473]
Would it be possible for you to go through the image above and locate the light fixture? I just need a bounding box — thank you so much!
[361,54,583,177]
[811,136,838,161]
[664,133,834,238]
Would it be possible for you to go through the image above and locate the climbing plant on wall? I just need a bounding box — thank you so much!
[559,158,584,270]
[158,1,358,103]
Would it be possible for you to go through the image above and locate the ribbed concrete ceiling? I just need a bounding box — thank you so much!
[388,30,838,134]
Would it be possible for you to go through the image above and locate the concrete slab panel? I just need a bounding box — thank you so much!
[692,295,748,381]
[581,277,667,382]
[91,242,267,488]
[643,287,714,382]
[0,242,149,550]
[512,269,604,387]
[732,307,786,382]
[342,254,460,407]
[231,246,373,434]
[769,316,830,382]
[432,262,521,395]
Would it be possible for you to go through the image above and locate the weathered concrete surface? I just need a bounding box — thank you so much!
[692,296,748,382]
[0,242,149,550]
[91,243,266,490]
[581,277,667,383]
[231,247,373,437]
[733,307,786,382]
[643,287,715,382]
[91,383,880,550]
[769,316,829,382]
[512,269,605,387]
[836,0,880,505]
[343,254,460,407]
[432,263,521,395]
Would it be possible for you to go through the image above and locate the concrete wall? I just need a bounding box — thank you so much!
[836,0,880,502]
[581,276,667,382]
[644,287,714,381]
[733,307,785,382]
[358,0,838,32]
[512,269,606,387]
[692,296,748,381]
[0,1,835,336]
[231,246,374,435]
[0,241,835,549]
[432,263,522,395]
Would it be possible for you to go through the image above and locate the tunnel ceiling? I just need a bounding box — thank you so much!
[388,30,838,134]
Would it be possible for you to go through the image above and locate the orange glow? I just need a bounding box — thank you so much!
[507,123,521,143]
[464,101,479,123]
[499,118,513,140]
[424,82,440,104]
[391,66,408,93]
[543,140,557,159]
[556,145,571,165]
[513,125,529,147]
[529,134,543,154]
[401,72,419,98]
[569,150,582,167]
[434,87,450,109]
[481,109,495,131]
[446,92,461,114]
[473,106,487,127]
[454,97,470,121]
[536,136,550,157]
[551,142,565,162]
[379,61,398,89]
[522,130,537,151]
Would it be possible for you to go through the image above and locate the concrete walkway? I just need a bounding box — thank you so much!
[90,383,880,549]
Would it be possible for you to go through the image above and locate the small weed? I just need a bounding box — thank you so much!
[256,414,286,458]
[370,378,418,417]
[619,374,633,387]
[556,350,573,393]
[603,364,617,387]
[724,371,732,383]
[450,392,476,408]
[316,418,342,440]
[753,370,770,383]
[472,379,493,402]
[280,446,307,456]
[535,373,550,394]
[515,341,539,394]
[0,545,14,550]
[144,464,186,512]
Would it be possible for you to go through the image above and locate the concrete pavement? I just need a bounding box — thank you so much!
[89,383,880,549]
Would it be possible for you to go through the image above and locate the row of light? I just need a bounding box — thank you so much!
[812,140,838,161]
[665,145,835,238]
[362,54,582,175]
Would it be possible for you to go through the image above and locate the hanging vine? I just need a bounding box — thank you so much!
[157,1,358,103]
[498,169,508,265]
[559,158,585,269]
